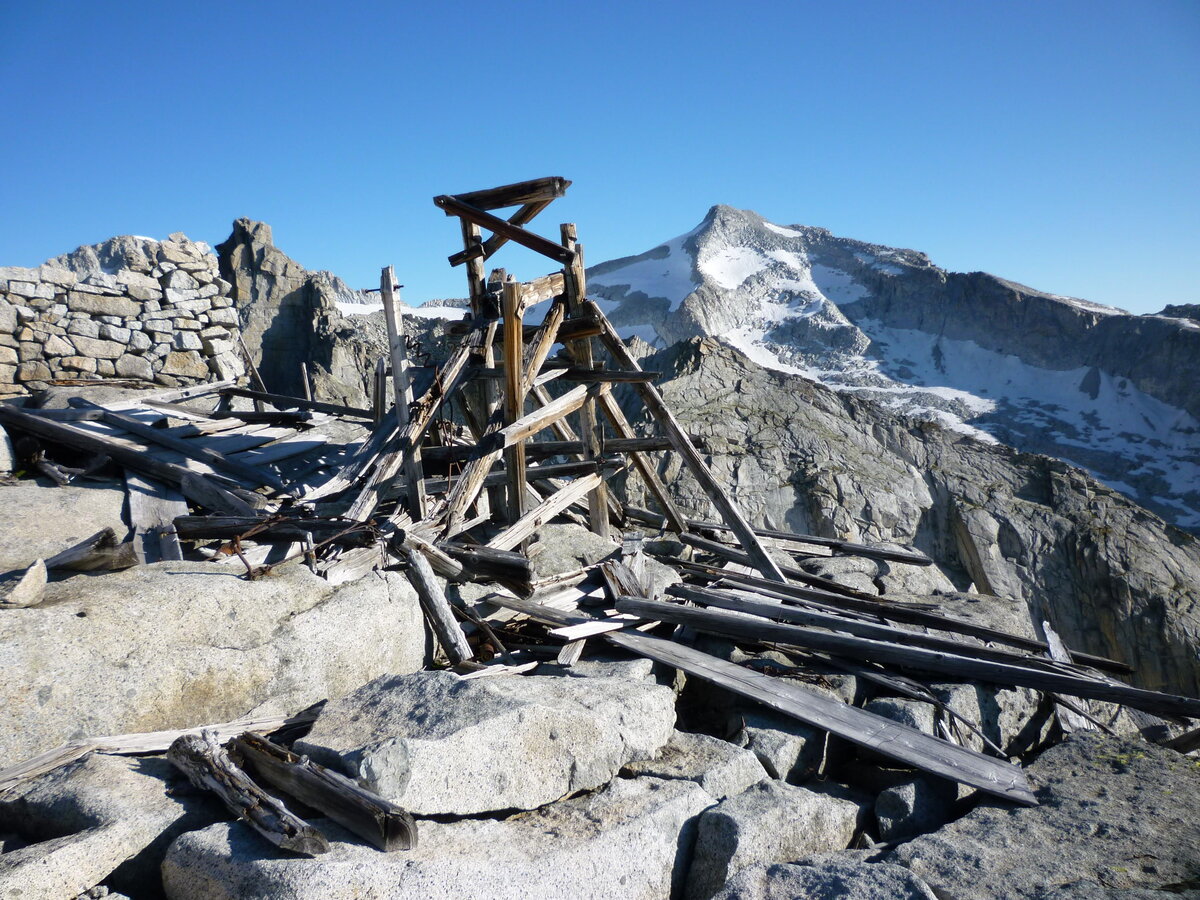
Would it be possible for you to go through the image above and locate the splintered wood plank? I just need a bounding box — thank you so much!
[168,731,328,856]
[608,630,1038,805]
[519,272,567,312]
[403,545,474,665]
[125,472,186,563]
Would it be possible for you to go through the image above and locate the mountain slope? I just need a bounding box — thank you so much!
[587,206,1200,530]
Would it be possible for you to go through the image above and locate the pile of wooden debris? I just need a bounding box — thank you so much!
[2,178,1198,857]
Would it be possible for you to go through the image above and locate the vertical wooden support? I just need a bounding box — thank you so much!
[300,363,314,402]
[372,358,387,426]
[561,223,610,539]
[502,279,527,523]
[380,266,426,519]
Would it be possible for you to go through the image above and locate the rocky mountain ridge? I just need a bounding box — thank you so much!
[588,206,1200,530]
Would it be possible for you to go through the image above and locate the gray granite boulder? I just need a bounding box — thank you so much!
[887,734,1200,898]
[296,670,676,815]
[0,565,425,763]
[162,776,710,900]
[624,730,768,801]
[711,857,938,900]
[685,780,861,899]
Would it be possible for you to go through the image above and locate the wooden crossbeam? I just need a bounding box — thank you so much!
[451,177,571,211]
[487,473,603,552]
[448,200,554,267]
[434,194,573,265]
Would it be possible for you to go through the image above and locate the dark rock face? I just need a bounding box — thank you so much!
[618,338,1200,696]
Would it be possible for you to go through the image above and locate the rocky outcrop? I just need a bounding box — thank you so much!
[886,733,1200,898]
[620,338,1200,696]
[162,777,712,900]
[0,564,426,763]
[0,234,244,398]
[215,220,394,406]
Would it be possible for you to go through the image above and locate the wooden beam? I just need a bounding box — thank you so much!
[168,731,329,856]
[433,194,573,265]
[403,545,474,665]
[232,732,417,852]
[524,298,566,393]
[125,473,186,563]
[220,388,374,419]
[448,199,556,266]
[561,226,610,539]
[590,304,784,580]
[616,596,1200,719]
[450,176,571,211]
[487,473,603,552]
[381,266,427,519]
[606,629,1037,805]
[502,279,527,524]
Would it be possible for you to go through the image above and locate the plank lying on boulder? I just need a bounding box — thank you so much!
[169,731,329,856]
[232,733,417,852]
[607,629,1038,805]
[678,561,1131,674]
[43,527,138,572]
[615,596,1200,719]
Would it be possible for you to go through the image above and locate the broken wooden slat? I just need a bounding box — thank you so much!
[125,473,186,563]
[607,630,1037,804]
[435,194,573,265]
[168,731,329,856]
[487,473,604,552]
[43,528,138,572]
[381,265,427,519]
[451,176,571,211]
[1042,619,1096,734]
[591,304,785,581]
[219,387,374,419]
[179,472,257,517]
[232,732,417,852]
[680,562,1130,674]
[615,596,1200,719]
[403,545,474,665]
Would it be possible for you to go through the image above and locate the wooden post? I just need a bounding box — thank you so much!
[502,279,527,524]
[561,224,609,539]
[402,545,474,665]
[381,266,426,519]
[300,363,313,402]
[372,357,387,426]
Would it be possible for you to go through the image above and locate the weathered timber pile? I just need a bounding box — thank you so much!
[1,178,1198,899]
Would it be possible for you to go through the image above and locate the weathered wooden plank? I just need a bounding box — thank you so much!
[607,629,1037,804]
[523,298,566,393]
[403,545,474,665]
[381,265,427,519]
[173,516,373,546]
[220,387,374,420]
[70,399,286,492]
[502,279,528,524]
[591,305,784,580]
[125,472,186,563]
[43,527,138,571]
[487,473,603,552]
[232,732,417,852]
[450,177,571,211]
[520,271,567,312]
[433,194,573,265]
[497,382,611,448]
[680,561,1130,674]
[615,596,1200,719]
[168,731,329,856]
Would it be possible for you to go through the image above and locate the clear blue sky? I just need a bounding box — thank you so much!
[2,1,1196,313]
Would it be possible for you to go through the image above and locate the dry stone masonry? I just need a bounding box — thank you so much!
[0,234,245,398]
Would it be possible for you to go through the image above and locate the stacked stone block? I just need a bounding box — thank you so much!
[0,233,246,398]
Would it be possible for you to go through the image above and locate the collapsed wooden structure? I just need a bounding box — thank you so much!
[3,177,1200,848]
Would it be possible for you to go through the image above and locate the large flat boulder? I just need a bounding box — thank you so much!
[295,670,676,816]
[0,479,128,574]
[711,857,938,900]
[0,565,425,763]
[886,734,1200,898]
[0,753,220,898]
[623,729,767,801]
[162,776,711,900]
